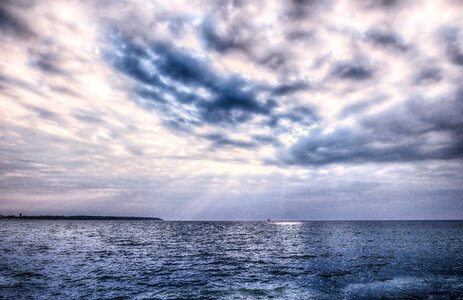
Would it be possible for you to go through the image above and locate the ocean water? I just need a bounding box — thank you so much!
[0,221,462,299]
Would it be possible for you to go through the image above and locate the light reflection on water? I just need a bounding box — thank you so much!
[272,221,304,225]
[0,220,462,299]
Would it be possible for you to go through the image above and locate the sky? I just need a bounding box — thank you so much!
[0,0,462,220]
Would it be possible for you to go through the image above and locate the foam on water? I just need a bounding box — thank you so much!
[344,276,463,299]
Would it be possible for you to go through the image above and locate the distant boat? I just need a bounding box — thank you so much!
[267,219,271,222]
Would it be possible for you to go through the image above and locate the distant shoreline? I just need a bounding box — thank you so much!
[0,215,163,221]
[1,216,462,222]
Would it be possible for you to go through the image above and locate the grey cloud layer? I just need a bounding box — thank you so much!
[105,30,317,149]
[1,0,463,219]
[1,0,462,166]
[283,90,463,165]
[108,35,275,127]
[100,0,463,166]
[0,1,35,38]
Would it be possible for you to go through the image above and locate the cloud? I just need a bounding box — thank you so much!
[362,90,463,138]
[365,28,408,52]
[1,0,463,219]
[440,27,463,66]
[282,89,463,166]
[272,106,319,130]
[23,104,66,123]
[203,133,258,149]
[361,0,403,10]
[199,17,251,54]
[286,30,314,41]
[339,97,386,118]
[330,60,374,81]
[414,67,442,85]
[258,50,293,70]
[284,0,333,21]
[72,109,104,124]
[0,73,36,93]
[30,52,66,75]
[0,1,35,38]
[272,81,311,96]
[107,33,279,130]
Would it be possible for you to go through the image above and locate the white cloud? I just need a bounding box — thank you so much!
[0,0,462,219]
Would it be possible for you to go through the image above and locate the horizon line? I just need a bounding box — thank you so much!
[1,214,462,222]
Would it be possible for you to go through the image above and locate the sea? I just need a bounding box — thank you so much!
[1,220,462,299]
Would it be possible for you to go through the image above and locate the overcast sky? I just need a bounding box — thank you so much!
[1,0,462,220]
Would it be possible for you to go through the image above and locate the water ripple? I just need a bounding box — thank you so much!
[0,220,462,299]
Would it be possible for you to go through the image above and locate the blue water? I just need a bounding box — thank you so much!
[0,221,462,299]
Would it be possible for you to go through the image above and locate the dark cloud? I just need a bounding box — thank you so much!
[24,104,63,122]
[149,41,219,88]
[339,97,386,118]
[0,2,34,38]
[162,118,198,133]
[361,0,402,9]
[107,32,279,130]
[442,29,463,66]
[73,110,104,124]
[207,0,245,18]
[365,28,408,51]
[135,87,168,104]
[374,0,399,7]
[286,30,314,41]
[50,85,80,97]
[199,17,251,54]
[252,134,281,146]
[203,133,257,149]
[282,89,463,166]
[0,73,31,91]
[414,67,442,85]
[264,105,319,132]
[362,91,463,138]
[331,60,374,81]
[204,131,281,150]
[272,81,310,96]
[258,51,290,70]
[281,106,319,125]
[199,76,276,125]
[197,5,302,71]
[284,0,332,20]
[282,127,372,166]
[31,52,66,75]
[161,15,192,36]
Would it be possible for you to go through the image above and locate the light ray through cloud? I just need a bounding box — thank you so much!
[0,0,462,220]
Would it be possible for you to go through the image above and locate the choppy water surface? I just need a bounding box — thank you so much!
[1,221,462,299]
